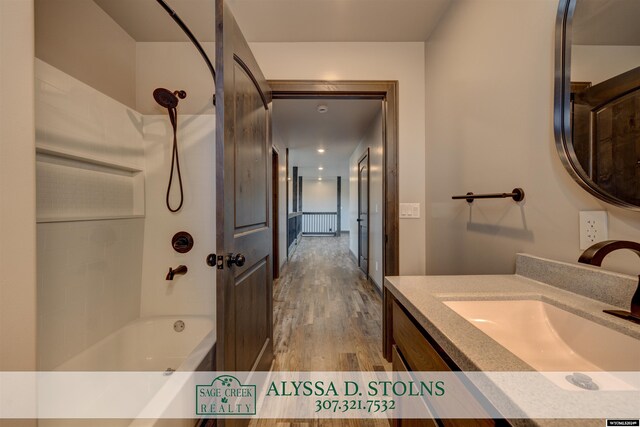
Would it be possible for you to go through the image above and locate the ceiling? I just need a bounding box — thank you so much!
[93,0,451,42]
[273,99,382,178]
[573,0,640,46]
[94,0,216,42]
[227,0,451,43]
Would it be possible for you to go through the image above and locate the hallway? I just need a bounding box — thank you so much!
[248,235,391,427]
[272,235,390,371]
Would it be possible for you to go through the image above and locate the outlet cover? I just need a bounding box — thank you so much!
[579,211,608,250]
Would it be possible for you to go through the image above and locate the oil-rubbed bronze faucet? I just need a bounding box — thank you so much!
[166,265,188,280]
[579,240,640,324]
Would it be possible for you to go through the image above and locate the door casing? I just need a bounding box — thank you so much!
[357,148,370,278]
[269,80,399,361]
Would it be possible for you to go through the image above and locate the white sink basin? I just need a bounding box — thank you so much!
[444,299,640,372]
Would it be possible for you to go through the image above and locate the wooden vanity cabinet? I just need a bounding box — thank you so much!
[386,294,509,427]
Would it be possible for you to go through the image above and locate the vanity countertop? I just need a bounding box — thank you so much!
[384,273,639,373]
[384,254,640,426]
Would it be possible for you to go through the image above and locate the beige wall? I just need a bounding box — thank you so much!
[0,2,37,425]
[0,0,37,374]
[349,110,384,288]
[251,42,427,275]
[424,0,640,276]
[35,0,136,108]
[571,45,640,85]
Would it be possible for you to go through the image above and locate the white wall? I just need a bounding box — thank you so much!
[571,45,640,85]
[136,43,217,317]
[273,134,288,270]
[349,110,384,288]
[424,0,640,276]
[139,114,216,317]
[340,178,350,233]
[0,0,37,386]
[303,178,338,212]
[35,60,146,370]
[136,42,216,116]
[250,42,427,275]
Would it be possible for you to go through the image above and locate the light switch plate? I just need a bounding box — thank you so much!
[579,211,608,250]
[400,203,420,218]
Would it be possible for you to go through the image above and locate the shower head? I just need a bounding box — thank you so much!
[153,88,187,109]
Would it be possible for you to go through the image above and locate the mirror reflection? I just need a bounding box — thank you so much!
[568,0,640,206]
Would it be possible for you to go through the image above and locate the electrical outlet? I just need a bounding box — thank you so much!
[579,211,608,250]
[375,261,379,272]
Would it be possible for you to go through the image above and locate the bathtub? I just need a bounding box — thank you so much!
[42,316,215,427]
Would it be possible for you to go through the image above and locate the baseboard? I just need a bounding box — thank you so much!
[368,276,383,297]
[348,249,358,263]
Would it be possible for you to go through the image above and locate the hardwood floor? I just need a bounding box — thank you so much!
[250,235,391,427]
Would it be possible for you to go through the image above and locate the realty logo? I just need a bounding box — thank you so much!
[196,375,256,416]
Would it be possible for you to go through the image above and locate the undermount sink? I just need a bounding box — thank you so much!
[444,299,640,372]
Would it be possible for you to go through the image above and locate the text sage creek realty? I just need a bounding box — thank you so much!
[267,380,445,397]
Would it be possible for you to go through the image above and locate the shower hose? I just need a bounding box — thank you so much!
[166,107,184,212]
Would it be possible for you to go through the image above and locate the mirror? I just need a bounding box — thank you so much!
[555,0,640,210]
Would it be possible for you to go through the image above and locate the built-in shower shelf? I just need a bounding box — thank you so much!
[37,214,146,224]
[36,145,143,173]
[36,145,145,223]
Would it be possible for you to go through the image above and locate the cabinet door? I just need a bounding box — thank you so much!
[392,345,438,427]
[392,301,497,427]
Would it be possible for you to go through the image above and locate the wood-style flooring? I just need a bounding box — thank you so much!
[250,235,391,427]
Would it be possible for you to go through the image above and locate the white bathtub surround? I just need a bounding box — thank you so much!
[37,316,214,427]
[36,59,217,371]
[139,114,216,318]
[56,316,214,372]
[35,60,146,370]
[37,219,144,370]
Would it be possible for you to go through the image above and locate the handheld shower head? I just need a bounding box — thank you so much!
[153,88,186,109]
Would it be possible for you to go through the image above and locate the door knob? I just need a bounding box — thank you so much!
[227,253,246,267]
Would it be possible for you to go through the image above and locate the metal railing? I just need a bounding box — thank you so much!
[287,212,303,250]
[302,212,338,236]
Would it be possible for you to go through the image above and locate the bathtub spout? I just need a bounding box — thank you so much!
[166,265,188,280]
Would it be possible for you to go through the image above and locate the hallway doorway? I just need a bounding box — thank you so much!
[269,80,400,370]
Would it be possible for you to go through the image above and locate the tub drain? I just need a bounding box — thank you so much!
[565,372,598,390]
[173,320,185,332]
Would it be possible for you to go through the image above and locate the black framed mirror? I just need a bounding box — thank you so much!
[555,0,640,210]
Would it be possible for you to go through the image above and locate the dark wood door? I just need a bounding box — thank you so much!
[358,150,369,277]
[215,0,273,379]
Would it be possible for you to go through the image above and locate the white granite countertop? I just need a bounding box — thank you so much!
[383,254,640,427]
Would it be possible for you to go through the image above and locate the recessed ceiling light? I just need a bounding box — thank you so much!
[318,177,323,181]
[318,167,324,171]
[317,104,328,114]
[317,149,325,153]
